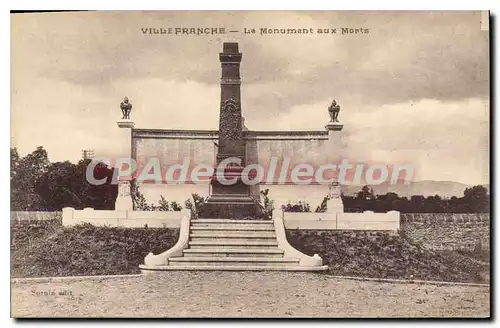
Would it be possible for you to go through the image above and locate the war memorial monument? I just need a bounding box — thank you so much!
[62,42,399,271]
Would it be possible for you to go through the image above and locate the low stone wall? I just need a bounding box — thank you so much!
[10,211,61,225]
[282,211,400,231]
[62,208,189,228]
[283,212,337,230]
[62,208,399,231]
[60,208,489,246]
[400,213,490,251]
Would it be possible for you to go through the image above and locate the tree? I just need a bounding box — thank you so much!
[35,159,118,211]
[378,192,399,211]
[343,184,490,214]
[462,185,489,213]
[10,148,20,180]
[357,185,374,200]
[35,161,82,210]
[76,159,118,210]
[11,146,49,210]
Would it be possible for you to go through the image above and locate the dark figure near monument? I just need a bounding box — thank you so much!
[120,97,132,120]
[328,99,341,122]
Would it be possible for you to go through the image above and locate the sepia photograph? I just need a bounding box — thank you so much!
[10,10,490,318]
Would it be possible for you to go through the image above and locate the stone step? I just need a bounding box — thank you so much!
[171,256,296,263]
[192,219,272,224]
[168,257,298,267]
[183,248,284,258]
[192,222,274,227]
[189,237,276,244]
[190,231,276,238]
[140,264,329,272]
[189,244,279,250]
[189,240,278,247]
[191,225,274,231]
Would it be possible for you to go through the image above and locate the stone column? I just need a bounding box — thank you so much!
[325,117,345,211]
[202,42,259,218]
[325,121,344,155]
[325,182,344,214]
[115,119,135,211]
[217,42,245,163]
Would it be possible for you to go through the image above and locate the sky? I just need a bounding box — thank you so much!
[11,11,489,185]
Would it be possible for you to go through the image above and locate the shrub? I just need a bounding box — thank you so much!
[184,193,205,219]
[11,223,179,278]
[259,189,274,220]
[281,201,311,212]
[315,195,329,213]
[131,182,182,211]
[286,229,489,283]
[131,180,149,210]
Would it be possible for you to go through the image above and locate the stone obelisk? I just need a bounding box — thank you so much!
[202,42,260,219]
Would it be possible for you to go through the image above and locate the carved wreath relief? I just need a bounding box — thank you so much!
[219,98,242,141]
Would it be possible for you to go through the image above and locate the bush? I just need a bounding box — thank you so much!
[11,223,179,278]
[184,193,205,219]
[315,195,329,213]
[131,182,182,211]
[281,201,311,212]
[286,229,489,283]
[259,189,274,220]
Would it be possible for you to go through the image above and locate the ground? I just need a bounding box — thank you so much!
[11,272,489,318]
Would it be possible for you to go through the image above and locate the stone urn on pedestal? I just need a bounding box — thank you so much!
[115,96,135,211]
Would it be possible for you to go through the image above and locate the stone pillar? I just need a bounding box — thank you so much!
[217,42,245,162]
[115,179,133,211]
[115,119,135,211]
[325,116,345,210]
[202,42,259,218]
[326,182,344,214]
[325,121,344,157]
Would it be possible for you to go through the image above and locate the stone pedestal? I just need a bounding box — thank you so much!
[203,168,260,218]
[117,119,135,129]
[325,121,343,135]
[325,182,344,214]
[325,121,344,157]
[326,198,344,214]
[325,121,346,181]
[115,119,135,211]
[115,180,133,211]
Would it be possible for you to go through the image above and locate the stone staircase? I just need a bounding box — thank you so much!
[140,214,328,272]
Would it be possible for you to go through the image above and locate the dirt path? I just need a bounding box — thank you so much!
[11,272,490,318]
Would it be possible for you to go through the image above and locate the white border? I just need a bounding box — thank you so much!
[3,1,497,325]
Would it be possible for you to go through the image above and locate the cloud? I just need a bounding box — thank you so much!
[13,11,488,105]
[251,97,489,185]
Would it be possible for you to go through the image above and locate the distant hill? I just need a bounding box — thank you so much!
[342,180,488,198]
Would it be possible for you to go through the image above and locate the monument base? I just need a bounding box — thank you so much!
[201,196,261,219]
[201,167,262,219]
